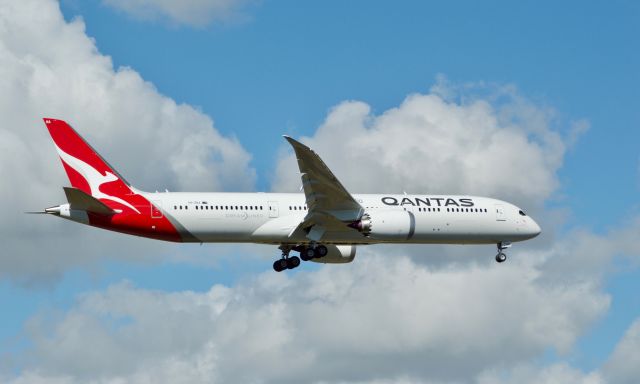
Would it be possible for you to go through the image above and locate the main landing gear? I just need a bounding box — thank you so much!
[273,244,328,272]
[273,246,300,272]
[495,241,511,263]
[300,244,328,261]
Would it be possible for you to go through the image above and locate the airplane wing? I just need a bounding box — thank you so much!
[283,136,364,241]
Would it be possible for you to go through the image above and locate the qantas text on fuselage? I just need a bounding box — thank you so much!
[36,118,541,271]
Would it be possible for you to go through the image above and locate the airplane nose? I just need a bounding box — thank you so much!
[529,218,542,237]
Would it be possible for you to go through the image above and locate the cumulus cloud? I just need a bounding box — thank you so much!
[0,0,256,284]
[6,251,609,383]
[2,2,636,384]
[273,79,578,214]
[102,0,255,27]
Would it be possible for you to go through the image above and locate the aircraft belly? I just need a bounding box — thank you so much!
[410,216,507,244]
[249,216,367,244]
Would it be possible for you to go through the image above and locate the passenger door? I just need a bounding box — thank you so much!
[268,201,279,218]
[494,204,506,221]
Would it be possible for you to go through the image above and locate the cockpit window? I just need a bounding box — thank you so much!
[519,210,527,216]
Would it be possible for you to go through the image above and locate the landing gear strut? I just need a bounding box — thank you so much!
[495,241,511,263]
[273,246,301,272]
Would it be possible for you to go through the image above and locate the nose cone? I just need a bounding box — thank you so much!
[528,218,542,238]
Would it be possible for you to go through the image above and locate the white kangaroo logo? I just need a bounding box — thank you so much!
[55,145,141,214]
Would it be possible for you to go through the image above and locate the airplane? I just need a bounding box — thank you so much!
[36,118,541,272]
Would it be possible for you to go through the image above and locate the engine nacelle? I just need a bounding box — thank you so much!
[311,244,356,264]
[349,210,415,241]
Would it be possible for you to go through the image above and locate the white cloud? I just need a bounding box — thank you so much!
[603,318,640,384]
[0,0,256,284]
[477,363,603,384]
[2,2,637,384]
[273,79,576,215]
[6,249,610,383]
[102,0,255,27]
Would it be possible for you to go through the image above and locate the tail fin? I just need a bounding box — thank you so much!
[43,118,140,213]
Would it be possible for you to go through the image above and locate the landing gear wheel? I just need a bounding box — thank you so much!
[287,256,301,269]
[302,247,316,261]
[273,258,288,272]
[495,252,507,263]
[316,245,328,257]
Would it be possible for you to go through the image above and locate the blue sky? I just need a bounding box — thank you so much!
[1,1,639,382]
[68,0,640,227]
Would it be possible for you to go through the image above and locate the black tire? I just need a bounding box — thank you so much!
[495,253,507,263]
[300,251,311,261]
[287,256,301,269]
[304,247,316,260]
[316,245,328,257]
[273,259,287,272]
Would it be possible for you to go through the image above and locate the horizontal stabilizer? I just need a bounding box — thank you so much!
[63,187,116,215]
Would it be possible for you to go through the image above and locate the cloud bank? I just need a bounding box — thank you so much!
[2,1,640,384]
[8,253,610,383]
[0,0,255,284]
[273,81,580,214]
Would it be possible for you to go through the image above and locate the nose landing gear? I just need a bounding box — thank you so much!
[495,241,511,263]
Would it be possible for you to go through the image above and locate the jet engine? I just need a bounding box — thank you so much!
[348,210,415,241]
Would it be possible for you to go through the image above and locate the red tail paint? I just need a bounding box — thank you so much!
[43,118,182,242]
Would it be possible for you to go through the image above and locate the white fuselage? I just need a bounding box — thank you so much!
[139,192,541,245]
[42,118,542,269]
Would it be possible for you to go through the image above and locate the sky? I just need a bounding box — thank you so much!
[0,0,639,383]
